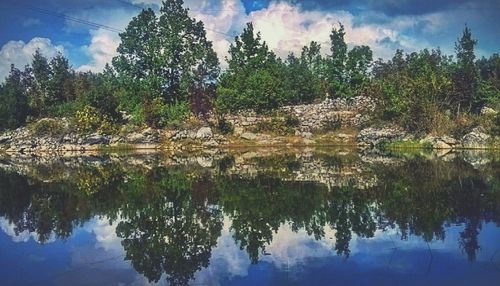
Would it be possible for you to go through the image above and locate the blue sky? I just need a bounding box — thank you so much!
[0,0,499,79]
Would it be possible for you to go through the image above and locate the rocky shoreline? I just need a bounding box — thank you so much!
[0,96,498,154]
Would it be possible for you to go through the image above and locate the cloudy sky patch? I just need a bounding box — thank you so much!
[0,0,498,76]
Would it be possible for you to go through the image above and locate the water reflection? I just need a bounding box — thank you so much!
[0,150,499,285]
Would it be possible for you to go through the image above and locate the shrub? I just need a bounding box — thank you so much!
[284,114,300,128]
[144,98,190,128]
[252,116,297,135]
[216,116,234,135]
[28,118,67,136]
[216,69,287,114]
[74,105,116,134]
[489,113,500,136]
[46,101,80,118]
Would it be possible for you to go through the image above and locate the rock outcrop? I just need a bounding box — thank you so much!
[356,125,408,147]
[461,127,491,149]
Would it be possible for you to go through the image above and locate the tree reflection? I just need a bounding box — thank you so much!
[116,168,223,285]
[0,152,498,280]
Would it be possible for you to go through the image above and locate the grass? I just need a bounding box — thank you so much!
[97,143,136,153]
[381,139,433,150]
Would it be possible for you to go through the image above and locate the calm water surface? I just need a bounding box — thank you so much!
[0,150,499,285]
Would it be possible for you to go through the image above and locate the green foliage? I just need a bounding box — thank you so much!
[252,114,299,135]
[113,0,219,112]
[477,53,500,107]
[373,48,455,134]
[217,66,287,113]
[322,23,374,99]
[144,99,190,128]
[0,16,498,139]
[283,53,322,104]
[74,105,116,134]
[490,113,500,136]
[217,23,288,113]
[46,53,74,108]
[452,25,479,113]
[28,118,67,137]
[0,65,30,131]
[76,72,120,119]
[46,101,80,118]
[381,139,433,150]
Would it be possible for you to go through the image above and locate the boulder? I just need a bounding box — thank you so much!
[357,126,407,146]
[420,136,455,149]
[0,135,11,144]
[480,106,497,116]
[126,133,144,143]
[196,127,213,140]
[83,134,109,145]
[461,128,491,149]
[126,128,159,144]
[241,132,257,140]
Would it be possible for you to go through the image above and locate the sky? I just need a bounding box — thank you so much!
[0,0,499,80]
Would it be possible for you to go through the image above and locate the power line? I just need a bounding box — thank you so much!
[4,0,237,39]
[113,0,237,39]
[3,2,124,33]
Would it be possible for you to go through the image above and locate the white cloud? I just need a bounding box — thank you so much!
[70,8,135,72]
[0,37,64,81]
[77,29,121,72]
[71,0,447,72]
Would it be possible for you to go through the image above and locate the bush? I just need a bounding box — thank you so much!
[216,116,234,135]
[46,101,81,118]
[489,113,500,136]
[28,118,67,136]
[216,69,287,114]
[144,98,190,128]
[252,116,298,135]
[74,105,116,134]
[284,114,300,128]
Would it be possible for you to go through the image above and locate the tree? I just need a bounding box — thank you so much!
[29,49,51,115]
[476,53,500,106]
[327,23,348,97]
[325,23,374,98]
[47,53,74,108]
[0,65,30,130]
[283,53,321,104]
[453,25,479,113]
[301,41,324,77]
[113,0,219,118]
[216,23,287,113]
[301,41,327,97]
[346,45,373,88]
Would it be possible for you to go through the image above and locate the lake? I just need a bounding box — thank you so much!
[0,149,499,285]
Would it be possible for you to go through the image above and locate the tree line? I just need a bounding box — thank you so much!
[1,0,499,135]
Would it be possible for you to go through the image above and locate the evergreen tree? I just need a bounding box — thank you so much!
[47,53,74,107]
[327,23,348,97]
[453,25,479,113]
[217,23,287,113]
[0,65,30,130]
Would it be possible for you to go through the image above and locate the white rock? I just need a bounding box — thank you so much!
[241,132,257,140]
[196,127,213,140]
